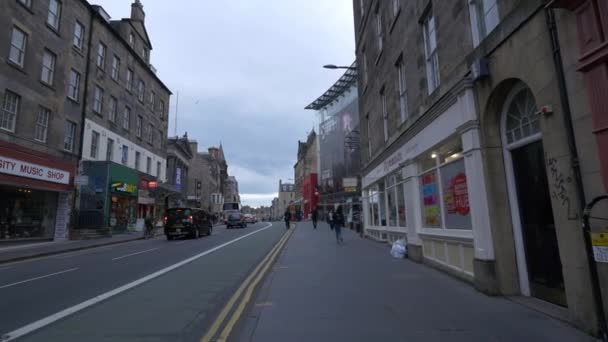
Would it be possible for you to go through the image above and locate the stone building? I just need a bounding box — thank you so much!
[165,134,193,208]
[271,197,279,220]
[354,0,604,334]
[223,176,240,204]
[186,141,226,217]
[277,180,295,219]
[293,130,318,218]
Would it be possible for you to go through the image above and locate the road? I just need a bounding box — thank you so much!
[0,222,286,342]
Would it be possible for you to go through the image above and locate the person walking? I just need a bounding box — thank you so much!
[311,207,318,229]
[327,209,334,230]
[284,209,291,230]
[334,205,345,244]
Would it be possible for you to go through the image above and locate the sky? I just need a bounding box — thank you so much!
[94,0,355,208]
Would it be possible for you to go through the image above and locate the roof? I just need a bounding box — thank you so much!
[305,62,357,111]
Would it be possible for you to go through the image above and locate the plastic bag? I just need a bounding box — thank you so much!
[390,239,407,258]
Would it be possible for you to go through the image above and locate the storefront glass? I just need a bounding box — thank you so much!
[110,195,136,230]
[420,169,442,228]
[440,159,471,229]
[378,181,387,226]
[397,182,406,227]
[386,176,397,226]
[370,187,379,226]
[0,186,58,240]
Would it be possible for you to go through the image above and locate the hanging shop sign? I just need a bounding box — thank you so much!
[0,155,70,184]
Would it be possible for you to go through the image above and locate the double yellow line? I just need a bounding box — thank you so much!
[201,227,295,342]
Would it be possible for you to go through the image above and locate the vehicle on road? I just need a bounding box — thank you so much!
[226,212,247,229]
[164,208,213,240]
[243,214,256,224]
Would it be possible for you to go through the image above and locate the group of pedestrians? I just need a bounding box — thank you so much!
[284,206,345,244]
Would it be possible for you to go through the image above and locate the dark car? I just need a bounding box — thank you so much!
[164,208,213,240]
[226,212,247,229]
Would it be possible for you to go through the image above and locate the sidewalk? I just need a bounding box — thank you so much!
[0,230,152,264]
[234,222,594,342]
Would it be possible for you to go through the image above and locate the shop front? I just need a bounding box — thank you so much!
[0,141,75,242]
[108,164,138,232]
[362,87,495,282]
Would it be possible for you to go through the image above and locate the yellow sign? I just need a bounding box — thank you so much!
[591,232,608,247]
[344,186,357,193]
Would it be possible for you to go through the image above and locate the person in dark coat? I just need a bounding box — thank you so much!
[284,209,291,230]
[333,205,345,244]
[311,207,318,229]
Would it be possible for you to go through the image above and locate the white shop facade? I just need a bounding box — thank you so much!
[361,87,495,281]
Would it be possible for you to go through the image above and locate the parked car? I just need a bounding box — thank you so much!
[164,208,212,240]
[227,212,247,229]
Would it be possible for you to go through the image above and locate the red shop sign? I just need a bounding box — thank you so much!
[446,172,470,216]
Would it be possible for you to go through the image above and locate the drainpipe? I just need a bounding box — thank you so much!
[545,8,607,340]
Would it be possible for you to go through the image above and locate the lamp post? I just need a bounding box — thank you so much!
[323,64,356,70]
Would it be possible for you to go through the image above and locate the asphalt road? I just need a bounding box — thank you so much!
[0,222,286,342]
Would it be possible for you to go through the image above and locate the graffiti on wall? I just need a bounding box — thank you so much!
[546,157,578,220]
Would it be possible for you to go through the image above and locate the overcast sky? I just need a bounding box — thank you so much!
[94,0,355,208]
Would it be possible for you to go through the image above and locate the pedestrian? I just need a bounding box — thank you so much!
[334,205,345,244]
[311,207,318,229]
[327,209,334,230]
[284,209,291,230]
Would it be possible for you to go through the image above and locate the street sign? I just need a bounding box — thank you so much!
[344,186,358,193]
[75,175,89,186]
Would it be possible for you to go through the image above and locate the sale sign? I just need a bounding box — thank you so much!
[444,172,469,216]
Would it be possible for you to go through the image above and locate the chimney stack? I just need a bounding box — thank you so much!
[131,0,145,23]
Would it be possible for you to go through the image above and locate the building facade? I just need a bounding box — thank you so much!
[306,65,362,225]
[277,180,295,219]
[166,134,193,208]
[354,0,604,334]
[293,130,318,218]
[223,176,240,204]
[186,142,228,218]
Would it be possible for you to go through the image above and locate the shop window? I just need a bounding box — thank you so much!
[386,175,397,226]
[122,145,128,164]
[0,188,58,240]
[90,130,99,159]
[397,182,406,227]
[378,181,387,226]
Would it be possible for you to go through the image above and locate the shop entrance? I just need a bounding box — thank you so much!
[0,186,58,241]
[502,84,566,307]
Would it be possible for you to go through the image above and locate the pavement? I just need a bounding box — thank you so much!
[0,222,286,341]
[233,221,594,342]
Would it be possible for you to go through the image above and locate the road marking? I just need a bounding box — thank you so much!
[111,247,161,261]
[175,240,188,245]
[201,226,293,342]
[52,245,116,259]
[0,223,274,342]
[0,268,79,290]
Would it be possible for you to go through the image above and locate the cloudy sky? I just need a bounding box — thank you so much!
[94,0,355,207]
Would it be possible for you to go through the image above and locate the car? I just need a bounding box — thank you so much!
[164,208,213,240]
[227,212,247,229]
[243,214,256,224]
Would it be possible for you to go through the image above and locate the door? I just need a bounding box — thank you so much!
[511,141,566,306]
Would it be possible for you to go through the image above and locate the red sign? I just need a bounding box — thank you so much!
[445,172,469,216]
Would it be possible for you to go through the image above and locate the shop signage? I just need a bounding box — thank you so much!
[422,171,441,227]
[175,168,182,191]
[0,155,70,184]
[591,232,608,263]
[383,151,403,173]
[75,175,89,186]
[444,172,470,216]
[344,186,358,193]
[111,182,137,194]
[343,177,358,188]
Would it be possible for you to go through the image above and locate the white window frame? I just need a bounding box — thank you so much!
[34,107,50,143]
[111,55,120,81]
[397,60,408,123]
[1,90,20,132]
[156,161,161,177]
[47,0,61,31]
[63,120,76,152]
[137,80,145,102]
[122,145,128,164]
[422,11,440,94]
[108,96,117,122]
[146,157,152,174]
[106,138,114,161]
[136,115,143,138]
[67,69,80,101]
[9,27,27,68]
[96,42,106,69]
[135,151,141,170]
[93,86,104,114]
[41,49,56,85]
[73,21,84,50]
[18,0,32,8]
[126,69,133,92]
[90,130,99,159]
[123,107,131,130]
[469,0,499,47]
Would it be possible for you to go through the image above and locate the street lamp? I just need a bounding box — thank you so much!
[323,64,356,70]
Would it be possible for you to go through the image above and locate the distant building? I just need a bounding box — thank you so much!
[277,180,295,218]
[223,176,240,204]
[186,141,226,217]
[293,130,318,218]
[271,197,279,220]
[165,134,193,208]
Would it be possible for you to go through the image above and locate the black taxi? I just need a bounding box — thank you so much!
[164,208,213,240]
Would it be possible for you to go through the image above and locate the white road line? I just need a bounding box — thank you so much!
[111,247,160,261]
[0,223,274,342]
[0,268,79,290]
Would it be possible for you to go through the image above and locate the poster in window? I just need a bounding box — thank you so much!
[440,159,472,229]
[421,170,441,227]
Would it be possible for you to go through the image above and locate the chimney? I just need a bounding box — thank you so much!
[131,0,145,23]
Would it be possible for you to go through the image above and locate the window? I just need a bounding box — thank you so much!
[136,115,142,137]
[149,91,155,107]
[34,107,50,143]
[375,10,383,52]
[359,0,365,18]
[159,100,165,119]
[18,0,32,8]
[361,48,368,87]
[90,130,99,159]
[366,113,372,158]
[504,87,539,144]
[111,55,120,80]
[381,89,388,142]
[386,175,397,227]
[142,48,148,62]
[123,107,131,130]
[156,161,161,177]
[122,145,128,164]
[147,123,153,144]
[93,86,104,114]
[73,21,84,50]
[137,80,145,102]
[106,138,114,161]
[9,27,27,67]
[146,157,151,174]
[397,60,408,123]
[41,49,56,85]
[158,129,163,148]
[129,32,135,46]
[47,0,61,30]
[109,96,117,122]
[470,0,499,47]
[135,151,141,170]
[1,91,20,132]
[392,0,400,17]
[67,69,80,101]
[422,11,440,93]
[126,69,134,91]
[96,42,106,69]
[63,120,76,152]
[397,182,406,227]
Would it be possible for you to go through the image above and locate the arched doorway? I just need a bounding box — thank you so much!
[501,83,566,306]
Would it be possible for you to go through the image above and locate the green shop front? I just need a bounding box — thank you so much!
[78,161,138,232]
